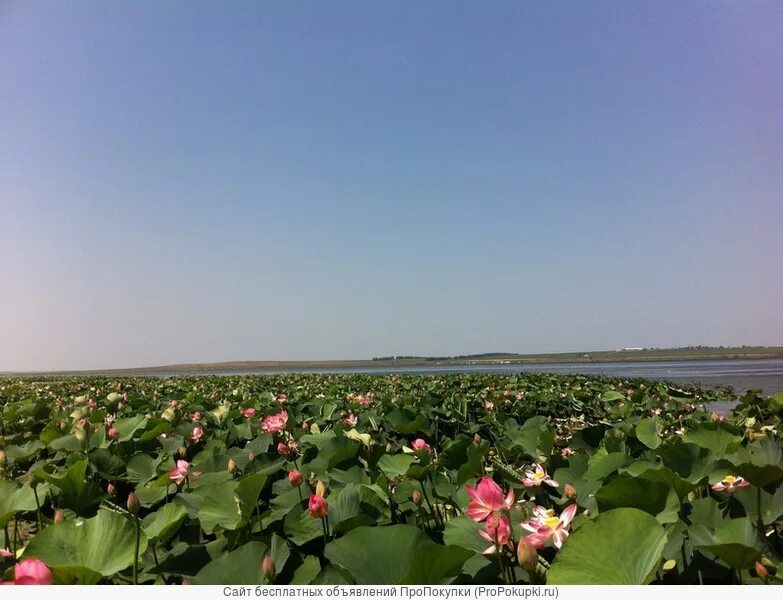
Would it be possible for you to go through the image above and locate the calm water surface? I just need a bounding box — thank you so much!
[164,358,783,396]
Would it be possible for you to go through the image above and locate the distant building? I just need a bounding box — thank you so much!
[621,347,644,351]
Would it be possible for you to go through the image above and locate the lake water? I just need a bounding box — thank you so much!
[170,357,783,397]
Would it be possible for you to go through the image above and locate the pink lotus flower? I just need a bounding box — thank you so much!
[191,412,202,423]
[277,441,289,456]
[301,421,310,430]
[478,513,513,554]
[650,408,662,416]
[260,410,288,434]
[104,414,116,427]
[241,408,256,419]
[343,413,358,427]
[522,463,559,488]
[107,427,120,440]
[522,504,577,549]
[358,394,373,406]
[5,558,53,585]
[276,394,288,404]
[410,438,432,454]
[711,475,750,494]
[87,399,97,409]
[560,447,575,458]
[189,426,203,443]
[484,401,494,411]
[0,548,12,558]
[288,469,303,486]
[169,400,178,409]
[308,494,328,518]
[465,477,515,522]
[710,412,727,423]
[287,439,301,455]
[168,460,201,486]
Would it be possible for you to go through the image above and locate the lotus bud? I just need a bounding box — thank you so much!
[107,483,116,496]
[74,424,87,443]
[308,494,329,518]
[473,433,481,445]
[315,480,326,497]
[564,483,577,501]
[178,445,187,457]
[385,442,393,453]
[54,509,64,523]
[412,489,423,506]
[117,402,124,411]
[107,427,120,440]
[262,554,276,581]
[755,561,768,582]
[28,474,38,489]
[516,537,538,572]
[277,441,289,456]
[247,451,255,463]
[0,450,5,466]
[301,421,310,431]
[227,458,237,473]
[127,492,140,515]
[288,469,303,486]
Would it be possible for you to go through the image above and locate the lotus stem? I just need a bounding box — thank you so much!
[132,517,141,585]
[32,485,42,531]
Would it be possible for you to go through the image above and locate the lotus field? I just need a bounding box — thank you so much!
[1,374,782,585]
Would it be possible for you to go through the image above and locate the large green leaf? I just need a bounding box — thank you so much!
[443,515,488,555]
[192,541,268,584]
[688,518,764,569]
[595,477,678,522]
[506,416,554,461]
[324,525,426,584]
[385,409,429,435]
[0,480,38,527]
[24,509,147,584]
[682,424,742,457]
[197,481,242,533]
[33,458,103,515]
[635,418,662,449]
[400,543,473,584]
[377,454,415,479]
[548,508,667,584]
[142,503,188,544]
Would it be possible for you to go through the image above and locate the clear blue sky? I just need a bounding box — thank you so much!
[1,1,781,371]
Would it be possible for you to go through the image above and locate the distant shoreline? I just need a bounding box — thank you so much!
[3,346,782,377]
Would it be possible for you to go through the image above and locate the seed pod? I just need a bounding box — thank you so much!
[178,446,187,457]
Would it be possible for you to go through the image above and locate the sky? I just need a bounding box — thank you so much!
[1,1,781,371]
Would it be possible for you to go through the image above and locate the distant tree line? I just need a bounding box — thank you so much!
[372,353,522,362]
